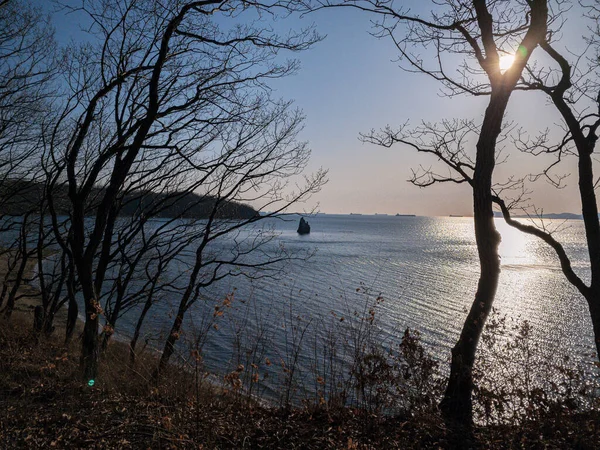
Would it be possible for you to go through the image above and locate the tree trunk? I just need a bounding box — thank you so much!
[440,91,506,427]
[129,297,153,368]
[0,282,7,309]
[440,251,500,423]
[0,240,20,309]
[578,150,600,360]
[65,260,78,344]
[155,254,202,377]
[3,248,28,319]
[43,309,56,336]
[79,268,100,382]
[65,291,78,344]
[81,312,99,382]
[34,305,45,332]
[44,291,66,337]
[155,311,185,378]
[100,330,110,353]
[587,294,600,360]
[100,300,121,353]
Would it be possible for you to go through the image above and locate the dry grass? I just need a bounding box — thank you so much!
[0,312,448,449]
[1,311,600,449]
[1,273,599,448]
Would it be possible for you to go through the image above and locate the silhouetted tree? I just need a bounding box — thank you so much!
[310,0,551,428]
[492,4,600,363]
[154,101,325,376]
[45,0,325,383]
[0,0,56,318]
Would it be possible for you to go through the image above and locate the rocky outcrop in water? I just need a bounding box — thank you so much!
[297,217,310,235]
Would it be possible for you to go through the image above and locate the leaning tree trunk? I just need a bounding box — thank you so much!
[3,261,27,319]
[155,255,203,377]
[3,243,29,319]
[155,309,186,378]
[439,91,506,426]
[129,293,154,368]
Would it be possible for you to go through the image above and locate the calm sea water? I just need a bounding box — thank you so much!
[113,214,596,378]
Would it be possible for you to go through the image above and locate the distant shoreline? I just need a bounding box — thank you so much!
[310,212,585,220]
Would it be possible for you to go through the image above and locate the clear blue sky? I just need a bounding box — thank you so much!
[48,1,588,216]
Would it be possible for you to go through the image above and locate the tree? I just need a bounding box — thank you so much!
[46,0,325,383]
[0,0,54,182]
[0,0,56,318]
[154,100,325,376]
[310,0,551,427]
[492,3,600,362]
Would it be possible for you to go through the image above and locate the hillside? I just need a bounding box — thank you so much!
[0,179,258,220]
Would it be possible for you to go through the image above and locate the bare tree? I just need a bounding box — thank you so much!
[0,0,54,179]
[491,3,600,363]
[0,0,56,318]
[154,101,325,376]
[309,0,551,427]
[46,0,324,383]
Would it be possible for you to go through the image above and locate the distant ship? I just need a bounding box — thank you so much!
[396,214,416,217]
[349,213,363,215]
[449,215,463,217]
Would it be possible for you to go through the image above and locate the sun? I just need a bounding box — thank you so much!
[499,54,515,72]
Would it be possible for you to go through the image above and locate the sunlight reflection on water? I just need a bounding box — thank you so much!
[108,215,597,385]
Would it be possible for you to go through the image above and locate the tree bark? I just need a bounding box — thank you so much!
[155,242,205,377]
[43,309,56,336]
[438,0,548,425]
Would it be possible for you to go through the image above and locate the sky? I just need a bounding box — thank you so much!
[48,1,591,216]
[267,2,590,216]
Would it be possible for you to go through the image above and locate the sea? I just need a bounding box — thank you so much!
[6,212,594,400]
[109,214,597,384]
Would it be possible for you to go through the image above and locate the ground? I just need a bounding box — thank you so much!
[0,264,599,448]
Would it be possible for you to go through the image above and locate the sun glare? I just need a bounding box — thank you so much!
[499,54,515,72]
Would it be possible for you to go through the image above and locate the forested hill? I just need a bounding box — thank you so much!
[0,179,258,220]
